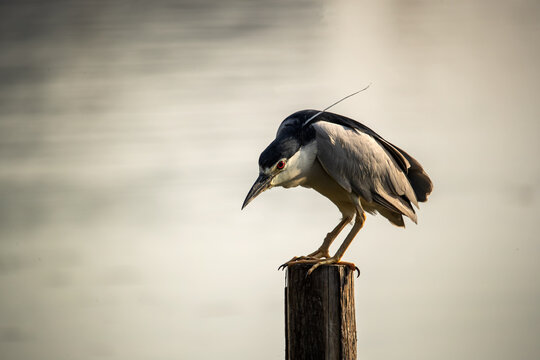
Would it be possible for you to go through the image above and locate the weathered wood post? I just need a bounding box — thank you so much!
[285,263,357,360]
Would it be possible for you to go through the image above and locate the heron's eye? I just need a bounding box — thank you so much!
[276,160,286,170]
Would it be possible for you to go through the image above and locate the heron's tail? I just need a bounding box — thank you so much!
[398,148,433,202]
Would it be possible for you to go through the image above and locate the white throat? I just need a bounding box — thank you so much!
[271,141,317,188]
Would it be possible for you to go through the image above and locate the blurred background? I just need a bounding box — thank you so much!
[1,0,539,359]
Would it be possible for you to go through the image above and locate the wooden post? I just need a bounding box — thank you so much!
[285,263,357,360]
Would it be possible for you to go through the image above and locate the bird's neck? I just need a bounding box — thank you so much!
[271,141,317,188]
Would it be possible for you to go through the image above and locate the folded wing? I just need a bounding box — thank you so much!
[310,112,432,226]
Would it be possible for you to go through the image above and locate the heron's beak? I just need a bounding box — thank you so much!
[242,173,272,210]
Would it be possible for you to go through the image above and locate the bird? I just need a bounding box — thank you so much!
[241,101,433,275]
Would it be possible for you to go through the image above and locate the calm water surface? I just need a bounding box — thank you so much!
[1,1,539,359]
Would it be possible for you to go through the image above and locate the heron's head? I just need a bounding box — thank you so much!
[241,116,317,210]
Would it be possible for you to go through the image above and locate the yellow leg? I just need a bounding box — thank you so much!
[278,216,352,270]
[306,212,366,276]
[306,216,353,258]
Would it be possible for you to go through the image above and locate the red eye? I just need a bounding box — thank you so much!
[277,160,286,170]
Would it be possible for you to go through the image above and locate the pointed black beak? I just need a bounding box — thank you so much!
[241,173,272,210]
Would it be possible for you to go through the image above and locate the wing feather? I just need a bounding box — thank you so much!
[302,110,433,201]
[312,121,419,223]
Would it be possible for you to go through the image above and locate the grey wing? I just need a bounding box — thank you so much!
[312,121,419,224]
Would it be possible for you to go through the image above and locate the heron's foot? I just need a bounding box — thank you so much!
[278,248,331,270]
[306,258,360,277]
[305,257,338,276]
[278,257,360,278]
[278,255,319,271]
[306,248,331,259]
[340,261,360,277]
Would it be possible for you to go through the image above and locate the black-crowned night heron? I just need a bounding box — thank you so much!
[242,105,432,275]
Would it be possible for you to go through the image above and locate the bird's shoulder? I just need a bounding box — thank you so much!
[279,110,409,173]
[312,111,410,173]
[280,109,380,138]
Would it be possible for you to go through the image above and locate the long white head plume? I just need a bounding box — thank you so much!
[302,84,371,128]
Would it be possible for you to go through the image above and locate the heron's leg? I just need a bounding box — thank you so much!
[332,212,365,260]
[306,216,353,258]
[278,216,352,270]
[306,212,366,276]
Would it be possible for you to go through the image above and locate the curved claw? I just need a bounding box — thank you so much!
[306,263,322,277]
[336,261,360,278]
[305,260,360,278]
[306,257,338,276]
[278,256,319,271]
[278,257,360,278]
